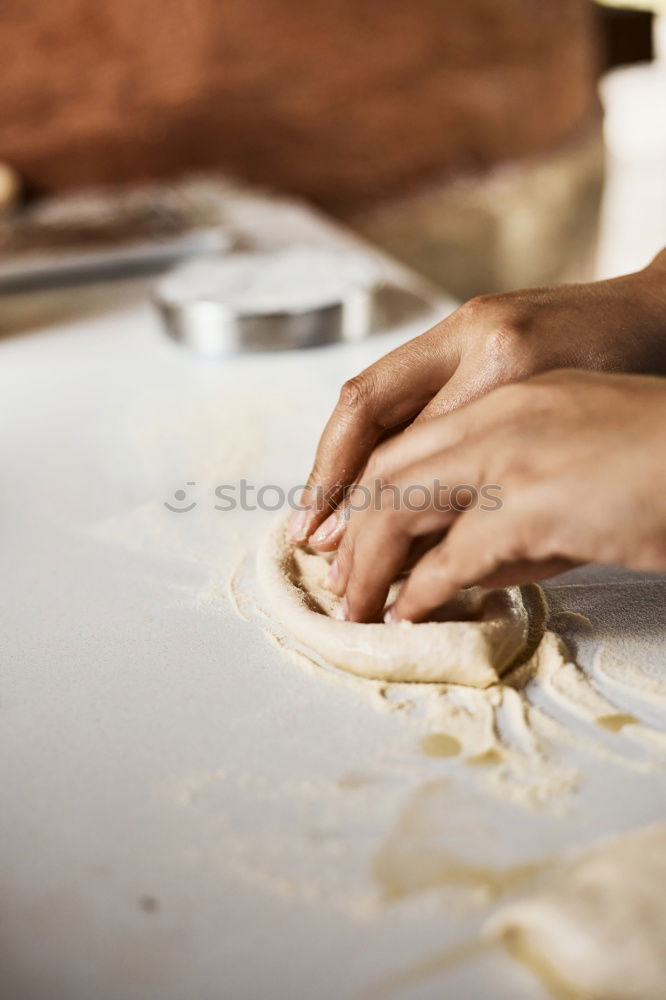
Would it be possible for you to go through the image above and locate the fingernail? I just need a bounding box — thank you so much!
[288,508,311,542]
[341,597,349,621]
[310,512,337,547]
[327,559,339,588]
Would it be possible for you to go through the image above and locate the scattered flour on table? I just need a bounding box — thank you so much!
[228,538,666,811]
[487,823,666,1000]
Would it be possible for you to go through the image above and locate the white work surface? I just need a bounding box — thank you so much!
[1,188,666,1000]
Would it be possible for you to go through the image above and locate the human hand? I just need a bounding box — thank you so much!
[323,370,666,623]
[290,249,666,546]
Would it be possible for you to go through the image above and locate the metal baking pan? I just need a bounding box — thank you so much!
[154,249,381,355]
[156,287,375,355]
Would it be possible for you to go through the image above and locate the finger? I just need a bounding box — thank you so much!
[307,356,503,552]
[309,505,348,551]
[333,392,518,613]
[310,415,457,554]
[327,519,444,590]
[343,512,413,622]
[391,546,574,623]
[355,376,527,497]
[388,512,507,622]
[289,325,461,542]
[328,510,356,596]
[318,454,442,590]
[339,455,472,621]
[389,506,554,622]
[343,531,445,620]
[309,411,455,553]
[412,367,487,424]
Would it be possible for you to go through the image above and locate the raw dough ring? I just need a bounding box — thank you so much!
[257,517,534,686]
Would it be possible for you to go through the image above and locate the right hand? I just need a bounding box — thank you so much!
[326,370,666,623]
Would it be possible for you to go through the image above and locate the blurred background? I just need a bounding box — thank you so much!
[2,0,665,300]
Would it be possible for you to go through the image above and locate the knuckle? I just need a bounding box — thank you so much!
[459,295,536,376]
[494,446,546,495]
[481,320,531,375]
[533,527,568,563]
[511,506,562,562]
[502,535,526,564]
[505,513,536,553]
[504,462,538,494]
[459,293,499,320]
[495,376,559,416]
[338,373,374,415]
[520,378,568,412]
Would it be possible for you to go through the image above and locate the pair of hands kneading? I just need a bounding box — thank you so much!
[289,250,666,624]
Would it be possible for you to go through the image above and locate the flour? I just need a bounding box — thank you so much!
[526,631,666,761]
[593,645,666,719]
[246,520,666,809]
[487,824,666,1000]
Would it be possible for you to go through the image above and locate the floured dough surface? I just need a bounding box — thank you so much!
[257,517,535,686]
[487,824,666,1000]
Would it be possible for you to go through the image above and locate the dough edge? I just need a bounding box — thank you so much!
[257,515,532,686]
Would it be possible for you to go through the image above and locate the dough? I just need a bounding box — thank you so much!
[257,516,533,686]
[487,824,666,1000]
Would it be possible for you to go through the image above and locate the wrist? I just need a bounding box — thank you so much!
[619,251,666,375]
[646,247,666,275]
[638,248,666,305]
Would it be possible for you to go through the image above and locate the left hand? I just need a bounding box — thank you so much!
[289,250,666,546]
[324,370,666,623]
